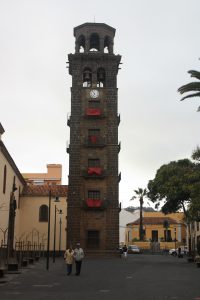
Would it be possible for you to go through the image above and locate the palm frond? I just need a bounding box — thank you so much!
[188,70,200,80]
[180,92,200,101]
[178,82,200,95]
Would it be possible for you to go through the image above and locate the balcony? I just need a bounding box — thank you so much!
[117,114,121,125]
[82,167,106,179]
[118,142,121,153]
[83,199,106,210]
[66,141,70,154]
[118,172,121,182]
[67,114,71,127]
[85,108,102,118]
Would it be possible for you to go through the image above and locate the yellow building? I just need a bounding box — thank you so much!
[19,184,67,251]
[0,123,67,254]
[22,164,62,186]
[125,211,186,250]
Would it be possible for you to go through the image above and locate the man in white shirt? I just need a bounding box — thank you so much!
[73,243,84,276]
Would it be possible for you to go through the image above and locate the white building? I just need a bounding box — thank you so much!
[119,209,140,244]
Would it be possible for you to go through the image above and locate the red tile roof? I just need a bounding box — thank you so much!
[127,217,180,226]
[22,185,68,197]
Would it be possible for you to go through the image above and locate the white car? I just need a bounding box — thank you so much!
[127,245,140,254]
[169,247,188,256]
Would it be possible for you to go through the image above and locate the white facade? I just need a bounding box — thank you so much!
[119,209,140,244]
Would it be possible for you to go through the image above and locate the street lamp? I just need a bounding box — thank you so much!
[174,227,177,251]
[46,189,60,271]
[59,215,62,256]
[53,206,62,263]
[7,183,17,259]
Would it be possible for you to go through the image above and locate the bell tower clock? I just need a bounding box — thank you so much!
[67,23,121,255]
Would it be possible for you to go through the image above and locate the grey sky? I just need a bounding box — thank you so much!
[1,0,200,208]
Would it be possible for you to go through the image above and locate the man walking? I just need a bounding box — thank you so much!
[74,243,84,276]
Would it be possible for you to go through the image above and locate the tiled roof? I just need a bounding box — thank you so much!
[22,185,68,197]
[127,216,180,226]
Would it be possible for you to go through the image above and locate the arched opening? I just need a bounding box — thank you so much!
[39,205,48,222]
[97,68,106,87]
[3,165,7,194]
[77,35,85,53]
[83,68,92,87]
[89,33,100,52]
[104,36,112,54]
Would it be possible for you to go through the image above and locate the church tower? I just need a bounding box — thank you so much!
[67,23,121,255]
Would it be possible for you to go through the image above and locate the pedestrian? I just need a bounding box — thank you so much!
[64,246,74,275]
[73,242,84,276]
[122,244,128,258]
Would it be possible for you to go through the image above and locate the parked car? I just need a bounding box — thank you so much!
[127,245,140,254]
[169,246,188,256]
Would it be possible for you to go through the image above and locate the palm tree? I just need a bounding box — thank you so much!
[130,188,147,241]
[178,70,200,110]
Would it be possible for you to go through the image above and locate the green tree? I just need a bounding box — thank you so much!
[147,158,200,255]
[130,188,147,241]
[147,159,200,215]
[178,70,200,108]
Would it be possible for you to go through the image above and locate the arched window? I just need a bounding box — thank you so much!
[97,68,106,87]
[77,35,85,53]
[39,205,48,222]
[89,33,100,52]
[104,36,113,54]
[83,68,92,87]
[3,165,6,194]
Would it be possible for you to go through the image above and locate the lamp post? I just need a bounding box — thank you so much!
[59,216,62,256]
[46,189,60,271]
[53,206,62,263]
[7,183,17,259]
[174,227,177,252]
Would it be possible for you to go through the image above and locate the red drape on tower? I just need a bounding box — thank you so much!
[86,108,101,116]
[86,199,102,207]
[87,167,102,175]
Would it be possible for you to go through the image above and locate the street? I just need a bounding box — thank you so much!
[0,254,200,300]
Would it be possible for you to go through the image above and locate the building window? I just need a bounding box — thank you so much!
[164,230,172,242]
[39,205,48,222]
[89,33,100,51]
[77,34,85,53]
[152,230,158,242]
[3,165,7,194]
[88,190,100,199]
[88,159,100,167]
[97,68,106,87]
[83,68,92,87]
[197,222,199,232]
[88,100,100,108]
[87,230,100,248]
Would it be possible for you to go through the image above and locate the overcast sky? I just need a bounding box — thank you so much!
[1,0,200,208]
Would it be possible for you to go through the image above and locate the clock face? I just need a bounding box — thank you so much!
[90,89,99,99]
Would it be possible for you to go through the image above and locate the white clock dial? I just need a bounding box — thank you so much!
[90,89,99,98]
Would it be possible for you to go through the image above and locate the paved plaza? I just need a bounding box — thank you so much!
[0,254,200,300]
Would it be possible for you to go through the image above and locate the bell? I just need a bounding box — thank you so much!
[84,71,91,81]
[98,71,105,81]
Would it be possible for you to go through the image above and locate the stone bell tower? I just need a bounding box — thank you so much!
[67,23,121,255]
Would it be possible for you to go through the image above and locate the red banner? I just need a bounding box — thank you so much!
[86,199,102,207]
[88,167,102,175]
[86,108,101,116]
[89,135,97,143]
